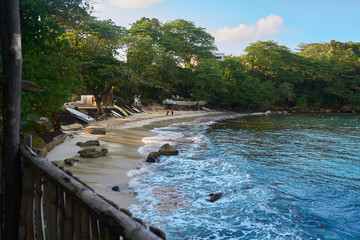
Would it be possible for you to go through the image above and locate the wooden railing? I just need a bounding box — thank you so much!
[19,145,164,240]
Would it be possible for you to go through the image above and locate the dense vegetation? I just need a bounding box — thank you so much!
[2,0,360,118]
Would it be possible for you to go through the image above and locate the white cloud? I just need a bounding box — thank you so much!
[110,0,165,8]
[92,3,104,11]
[214,14,284,42]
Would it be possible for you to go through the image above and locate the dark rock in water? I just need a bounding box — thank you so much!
[149,226,166,240]
[111,185,120,192]
[76,140,100,147]
[64,158,80,166]
[78,148,108,158]
[147,144,178,163]
[208,193,223,203]
[146,152,161,163]
[158,143,179,156]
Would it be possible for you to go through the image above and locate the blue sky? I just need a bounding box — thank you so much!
[93,0,360,56]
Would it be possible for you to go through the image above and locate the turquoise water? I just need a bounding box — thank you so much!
[128,113,360,239]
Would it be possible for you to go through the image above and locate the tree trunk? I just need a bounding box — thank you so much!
[95,99,104,115]
[1,0,23,239]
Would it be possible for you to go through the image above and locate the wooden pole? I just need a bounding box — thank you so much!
[0,0,23,238]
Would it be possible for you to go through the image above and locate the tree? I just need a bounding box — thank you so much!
[191,58,226,103]
[62,17,128,113]
[162,19,217,68]
[219,57,247,106]
[162,19,218,98]
[20,0,84,116]
[243,41,304,85]
[298,41,360,107]
[278,82,296,104]
[125,18,179,100]
[125,18,219,100]
[241,41,309,106]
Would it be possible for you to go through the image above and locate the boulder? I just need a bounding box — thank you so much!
[83,126,106,135]
[324,109,333,113]
[208,193,223,203]
[76,140,100,147]
[341,104,353,113]
[111,185,120,192]
[158,143,178,156]
[78,148,108,158]
[64,158,80,166]
[146,152,161,163]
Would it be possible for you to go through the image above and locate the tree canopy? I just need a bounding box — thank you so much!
[11,0,360,119]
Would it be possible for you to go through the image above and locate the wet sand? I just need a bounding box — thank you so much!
[46,110,223,208]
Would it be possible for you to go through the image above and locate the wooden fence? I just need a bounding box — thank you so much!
[18,145,163,240]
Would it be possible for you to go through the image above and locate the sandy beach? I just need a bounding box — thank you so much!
[46,109,223,209]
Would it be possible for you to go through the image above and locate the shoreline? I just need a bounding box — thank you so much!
[46,110,225,208]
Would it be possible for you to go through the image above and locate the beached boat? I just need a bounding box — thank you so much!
[122,106,133,116]
[111,110,122,118]
[125,105,135,115]
[133,105,146,112]
[66,108,95,123]
[201,107,213,112]
[113,104,128,117]
[130,105,142,113]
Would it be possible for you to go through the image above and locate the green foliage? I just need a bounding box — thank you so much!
[298,41,360,107]
[162,19,217,68]
[296,96,308,107]
[239,78,278,107]
[191,59,226,102]
[20,0,84,116]
[125,18,219,100]
[15,0,360,113]
[32,135,46,149]
[219,57,247,105]
[278,82,296,104]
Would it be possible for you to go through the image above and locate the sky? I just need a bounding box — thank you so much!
[92,0,360,56]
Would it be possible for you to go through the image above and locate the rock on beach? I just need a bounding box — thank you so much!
[78,148,108,158]
[76,140,100,147]
[83,126,106,135]
[64,158,81,166]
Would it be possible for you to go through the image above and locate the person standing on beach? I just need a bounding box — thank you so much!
[171,110,174,116]
[167,109,170,115]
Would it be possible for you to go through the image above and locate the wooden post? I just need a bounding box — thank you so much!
[0,0,23,238]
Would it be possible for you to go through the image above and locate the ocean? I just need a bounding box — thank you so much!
[128,113,360,240]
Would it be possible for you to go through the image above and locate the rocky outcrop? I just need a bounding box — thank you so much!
[76,140,100,147]
[64,158,80,166]
[341,104,353,113]
[146,152,161,163]
[158,144,179,156]
[208,193,223,203]
[83,126,106,135]
[146,144,179,163]
[78,148,108,158]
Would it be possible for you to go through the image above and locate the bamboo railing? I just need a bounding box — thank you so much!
[19,145,164,240]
